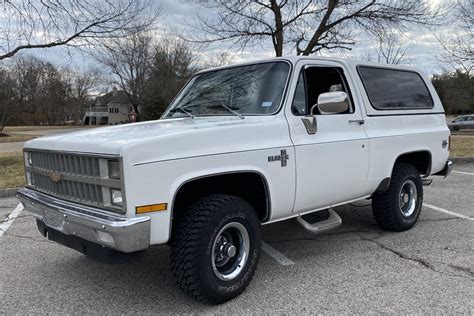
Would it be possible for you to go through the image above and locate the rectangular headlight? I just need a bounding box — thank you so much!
[26,171,32,185]
[108,160,121,179]
[25,152,32,166]
[110,189,123,206]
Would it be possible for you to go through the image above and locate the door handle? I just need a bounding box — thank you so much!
[301,116,317,134]
[349,119,365,125]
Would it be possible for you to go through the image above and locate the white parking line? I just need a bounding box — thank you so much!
[453,171,474,176]
[261,241,295,266]
[423,203,473,221]
[0,203,24,238]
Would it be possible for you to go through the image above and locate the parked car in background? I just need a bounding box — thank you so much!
[448,115,474,131]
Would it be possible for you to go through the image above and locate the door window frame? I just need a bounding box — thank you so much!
[290,65,356,116]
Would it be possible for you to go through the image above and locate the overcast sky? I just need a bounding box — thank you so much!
[24,0,455,77]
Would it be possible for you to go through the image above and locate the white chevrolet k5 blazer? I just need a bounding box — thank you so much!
[18,57,453,304]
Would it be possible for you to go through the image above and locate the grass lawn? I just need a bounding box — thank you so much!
[450,135,474,158]
[0,152,25,188]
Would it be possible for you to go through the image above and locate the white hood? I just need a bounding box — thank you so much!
[24,116,291,164]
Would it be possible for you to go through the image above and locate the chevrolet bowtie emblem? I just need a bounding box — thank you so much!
[268,149,289,167]
[49,172,62,183]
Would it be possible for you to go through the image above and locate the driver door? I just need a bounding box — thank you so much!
[285,62,369,213]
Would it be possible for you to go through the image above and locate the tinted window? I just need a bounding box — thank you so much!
[358,67,433,110]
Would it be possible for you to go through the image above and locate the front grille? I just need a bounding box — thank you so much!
[29,172,104,205]
[29,151,101,177]
[24,150,122,212]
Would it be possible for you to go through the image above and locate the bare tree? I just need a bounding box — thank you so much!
[94,32,155,118]
[0,68,17,134]
[39,62,68,125]
[0,55,107,129]
[12,56,43,125]
[143,37,197,119]
[0,0,156,61]
[363,31,411,64]
[62,68,103,125]
[189,0,441,56]
[436,0,473,74]
[200,51,233,69]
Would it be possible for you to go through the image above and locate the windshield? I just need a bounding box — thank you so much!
[164,61,290,118]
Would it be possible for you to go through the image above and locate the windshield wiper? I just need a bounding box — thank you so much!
[169,106,194,118]
[206,104,244,119]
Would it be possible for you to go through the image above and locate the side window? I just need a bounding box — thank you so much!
[358,66,433,110]
[291,66,354,115]
[292,71,307,115]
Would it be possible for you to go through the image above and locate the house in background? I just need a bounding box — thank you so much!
[84,87,133,125]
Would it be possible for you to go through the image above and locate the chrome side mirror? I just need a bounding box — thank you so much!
[311,91,349,115]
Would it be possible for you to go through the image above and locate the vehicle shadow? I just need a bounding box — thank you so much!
[261,202,382,244]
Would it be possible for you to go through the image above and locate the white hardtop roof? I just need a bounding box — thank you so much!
[198,56,426,77]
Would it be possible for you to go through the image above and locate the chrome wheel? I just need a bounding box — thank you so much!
[399,179,417,217]
[211,222,250,281]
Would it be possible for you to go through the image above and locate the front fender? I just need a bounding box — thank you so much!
[124,147,295,244]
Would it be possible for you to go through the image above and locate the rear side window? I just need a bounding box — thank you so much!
[358,66,433,110]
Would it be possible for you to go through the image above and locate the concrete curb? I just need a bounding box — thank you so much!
[0,188,19,198]
[450,157,474,164]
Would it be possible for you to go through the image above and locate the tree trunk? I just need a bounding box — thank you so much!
[301,0,338,55]
[270,0,284,57]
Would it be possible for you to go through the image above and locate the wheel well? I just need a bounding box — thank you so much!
[394,151,431,176]
[172,172,270,230]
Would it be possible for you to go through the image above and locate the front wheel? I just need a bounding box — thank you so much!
[170,194,261,304]
[372,163,423,231]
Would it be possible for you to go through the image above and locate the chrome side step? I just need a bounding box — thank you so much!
[422,179,433,186]
[296,208,342,235]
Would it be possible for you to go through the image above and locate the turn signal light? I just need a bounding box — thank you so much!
[136,203,167,214]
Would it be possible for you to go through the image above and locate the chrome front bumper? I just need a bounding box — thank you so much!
[434,160,453,178]
[17,188,150,253]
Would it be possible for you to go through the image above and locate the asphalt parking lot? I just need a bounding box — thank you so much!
[0,164,472,314]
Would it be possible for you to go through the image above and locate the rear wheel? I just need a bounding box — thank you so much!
[170,194,261,304]
[372,163,423,231]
